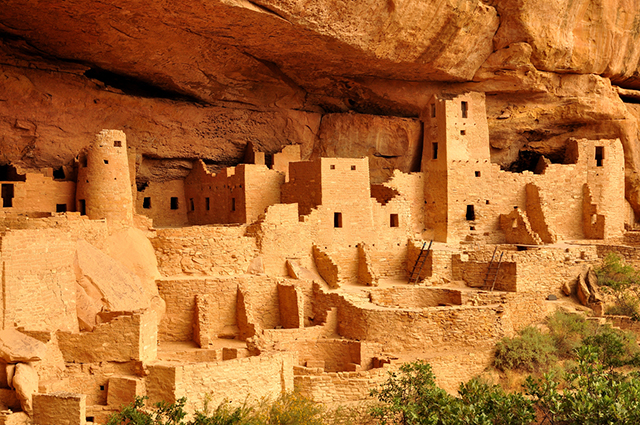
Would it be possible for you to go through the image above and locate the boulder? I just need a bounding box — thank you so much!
[13,363,38,415]
[576,273,591,306]
[0,330,47,363]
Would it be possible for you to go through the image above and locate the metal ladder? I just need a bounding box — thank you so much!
[409,240,433,284]
[483,246,504,291]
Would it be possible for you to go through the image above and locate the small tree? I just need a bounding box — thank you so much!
[525,345,640,425]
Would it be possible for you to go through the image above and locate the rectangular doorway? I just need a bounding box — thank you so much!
[1,184,14,208]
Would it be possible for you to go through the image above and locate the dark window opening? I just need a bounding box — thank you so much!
[190,198,195,211]
[99,385,105,391]
[330,164,335,170]
[334,212,343,228]
[205,197,210,211]
[114,141,122,147]
[170,197,179,210]
[265,153,274,169]
[56,204,67,213]
[470,226,475,230]
[231,198,236,212]
[486,200,490,204]
[460,130,466,135]
[143,197,151,209]
[432,143,438,160]
[53,167,65,180]
[475,171,481,177]
[79,199,86,216]
[103,159,109,165]
[0,164,26,182]
[1,184,14,208]
[390,214,399,227]
[80,156,88,167]
[86,417,95,423]
[595,146,604,167]
[431,104,436,118]
[466,205,475,221]
[461,101,468,118]
[351,165,356,170]
[137,181,149,192]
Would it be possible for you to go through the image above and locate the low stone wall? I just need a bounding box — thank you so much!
[294,366,388,404]
[57,310,157,363]
[147,352,294,413]
[370,287,462,308]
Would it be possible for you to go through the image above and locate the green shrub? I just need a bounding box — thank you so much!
[107,393,324,425]
[371,361,535,425]
[494,327,557,372]
[596,253,640,318]
[546,311,593,358]
[526,345,640,425]
[582,325,640,369]
[370,360,451,425]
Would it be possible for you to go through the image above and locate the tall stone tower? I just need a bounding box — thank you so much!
[76,129,133,223]
[421,92,490,242]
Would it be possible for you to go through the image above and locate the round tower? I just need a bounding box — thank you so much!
[76,129,133,223]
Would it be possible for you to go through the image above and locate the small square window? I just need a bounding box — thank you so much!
[190,198,195,211]
[390,214,399,227]
[351,165,356,170]
[99,385,105,391]
[143,197,151,209]
[205,197,210,211]
[330,164,336,170]
[170,197,179,210]
[485,200,490,204]
[475,171,481,177]
[56,204,67,213]
[460,130,466,136]
[461,101,468,118]
[114,140,122,147]
[103,159,109,164]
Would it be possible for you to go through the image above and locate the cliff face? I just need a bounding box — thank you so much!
[2,0,640,212]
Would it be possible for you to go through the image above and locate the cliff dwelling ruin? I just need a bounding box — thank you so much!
[5,0,640,423]
[0,91,634,423]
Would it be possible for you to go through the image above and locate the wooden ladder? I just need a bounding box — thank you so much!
[409,240,433,284]
[483,246,504,291]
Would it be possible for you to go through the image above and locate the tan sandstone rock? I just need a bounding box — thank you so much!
[0,330,47,364]
[13,363,38,415]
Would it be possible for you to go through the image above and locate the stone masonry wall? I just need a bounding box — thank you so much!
[0,228,78,332]
[152,226,258,277]
[136,180,189,228]
[57,310,157,363]
[147,352,294,414]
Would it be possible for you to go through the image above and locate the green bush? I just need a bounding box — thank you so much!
[526,345,640,425]
[106,392,323,425]
[546,311,593,358]
[370,361,535,425]
[596,253,640,318]
[494,327,557,372]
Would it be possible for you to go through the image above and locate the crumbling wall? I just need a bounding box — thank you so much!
[152,226,258,277]
[57,310,157,363]
[0,228,78,332]
[157,277,239,342]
